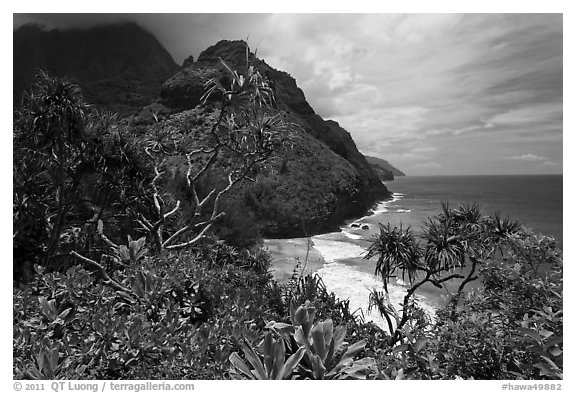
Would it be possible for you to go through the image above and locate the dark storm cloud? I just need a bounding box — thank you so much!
[14,13,272,65]
[13,13,563,175]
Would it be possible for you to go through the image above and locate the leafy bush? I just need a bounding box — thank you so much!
[13,242,283,379]
[229,302,376,380]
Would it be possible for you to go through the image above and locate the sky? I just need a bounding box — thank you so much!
[13,13,563,176]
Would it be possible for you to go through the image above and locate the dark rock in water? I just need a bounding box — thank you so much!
[351,223,360,228]
[362,225,370,230]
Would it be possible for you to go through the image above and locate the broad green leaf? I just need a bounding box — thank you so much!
[540,329,554,340]
[262,333,274,375]
[241,340,267,380]
[293,306,307,326]
[309,353,325,380]
[294,327,308,348]
[342,339,367,360]
[323,319,334,349]
[271,339,285,379]
[548,346,563,357]
[338,357,375,380]
[49,347,59,376]
[57,308,72,322]
[229,352,255,380]
[324,338,336,369]
[395,368,406,380]
[311,322,327,360]
[544,336,563,349]
[414,338,428,353]
[332,325,346,352]
[518,327,541,342]
[278,346,305,380]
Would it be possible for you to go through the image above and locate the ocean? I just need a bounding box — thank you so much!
[266,175,563,330]
[381,175,563,247]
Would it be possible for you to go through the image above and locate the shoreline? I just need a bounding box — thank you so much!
[264,237,326,284]
[264,193,441,332]
[264,194,397,284]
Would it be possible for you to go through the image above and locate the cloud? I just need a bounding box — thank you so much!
[13,13,563,175]
[506,154,548,161]
[412,161,444,169]
[490,104,562,126]
[541,161,559,167]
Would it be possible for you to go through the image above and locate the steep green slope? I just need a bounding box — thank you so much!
[160,40,390,236]
[13,23,179,115]
[365,155,406,179]
[14,27,392,238]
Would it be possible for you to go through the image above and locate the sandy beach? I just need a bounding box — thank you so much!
[263,237,325,284]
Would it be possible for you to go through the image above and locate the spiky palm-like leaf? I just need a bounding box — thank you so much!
[18,71,87,151]
[452,203,482,228]
[364,223,421,293]
[201,57,274,109]
[422,218,466,272]
[488,211,521,242]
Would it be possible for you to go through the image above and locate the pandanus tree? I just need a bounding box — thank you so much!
[132,51,287,253]
[364,203,520,345]
[69,46,288,297]
[13,72,89,274]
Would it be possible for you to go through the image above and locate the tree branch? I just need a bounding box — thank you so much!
[70,251,134,296]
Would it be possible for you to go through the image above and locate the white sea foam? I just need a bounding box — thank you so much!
[342,231,363,240]
[312,236,436,333]
[356,193,405,221]
[311,238,366,261]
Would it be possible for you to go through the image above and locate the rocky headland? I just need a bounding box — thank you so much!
[14,25,393,238]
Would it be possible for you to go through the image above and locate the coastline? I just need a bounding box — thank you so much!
[265,172,563,331]
[264,237,326,284]
[264,190,396,284]
[264,192,396,283]
[264,193,425,332]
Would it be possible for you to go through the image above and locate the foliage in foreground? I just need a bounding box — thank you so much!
[14,225,562,380]
[13,62,562,380]
[364,204,563,380]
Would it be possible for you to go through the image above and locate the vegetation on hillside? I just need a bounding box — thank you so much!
[13,63,562,380]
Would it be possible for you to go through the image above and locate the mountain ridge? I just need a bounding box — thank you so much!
[13,27,392,237]
[13,23,180,115]
[365,155,406,179]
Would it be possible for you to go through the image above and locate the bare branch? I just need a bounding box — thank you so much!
[162,212,226,248]
[198,189,216,211]
[164,220,217,250]
[429,274,465,287]
[70,251,134,296]
[188,148,220,185]
[97,220,119,251]
[164,200,181,220]
[137,215,153,229]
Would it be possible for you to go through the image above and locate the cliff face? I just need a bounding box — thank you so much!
[365,155,406,179]
[14,28,391,237]
[162,40,389,210]
[13,23,180,115]
[157,40,391,235]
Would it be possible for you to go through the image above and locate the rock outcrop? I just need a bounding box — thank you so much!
[160,40,390,230]
[14,27,392,237]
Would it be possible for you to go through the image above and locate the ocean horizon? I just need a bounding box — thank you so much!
[267,174,563,331]
[385,174,562,246]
